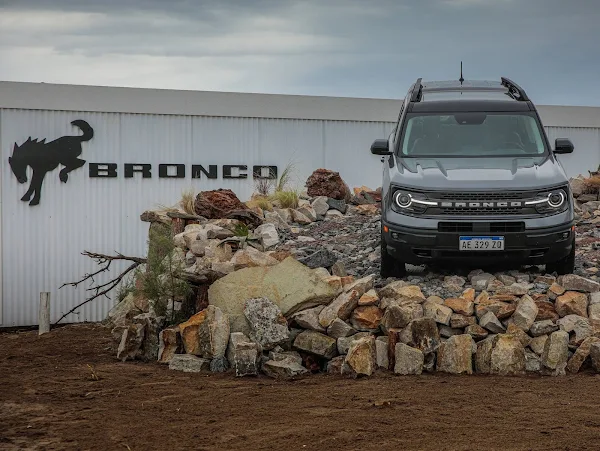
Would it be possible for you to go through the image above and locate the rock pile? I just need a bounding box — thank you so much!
[105,170,600,379]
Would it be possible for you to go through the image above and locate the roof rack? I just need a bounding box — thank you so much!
[500,77,529,101]
[410,78,423,102]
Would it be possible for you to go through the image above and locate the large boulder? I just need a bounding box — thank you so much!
[208,257,338,333]
[344,335,376,377]
[305,168,351,201]
[194,188,248,219]
[437,334,475,375]
[294,331,338,359]
[555,292,589,318]
[541,330,569,376]
[394,343,424,375]
[490,334,526,376]
[158,326,182,364]
[226,332,262,377]
[557,274,600,293]
[511,295,538,331]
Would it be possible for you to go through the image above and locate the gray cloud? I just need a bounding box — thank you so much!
[0,0,598,105]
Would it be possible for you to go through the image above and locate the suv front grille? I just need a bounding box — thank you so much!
[438,222,525,233]
[434,192,529,201]
[423,190,542,217]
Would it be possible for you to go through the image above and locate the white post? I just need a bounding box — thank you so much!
[39,292,50,335]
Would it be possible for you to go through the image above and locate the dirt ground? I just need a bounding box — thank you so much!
[1,324,600,451]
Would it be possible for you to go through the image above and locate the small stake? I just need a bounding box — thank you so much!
[39,292,50,335]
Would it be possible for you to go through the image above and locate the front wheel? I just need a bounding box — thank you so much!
[546,237,575,275]
[380,233,407,278]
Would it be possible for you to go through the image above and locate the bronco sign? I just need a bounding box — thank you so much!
[8,120,277,206]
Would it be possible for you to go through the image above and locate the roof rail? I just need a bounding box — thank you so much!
[410,78,423,102]
[501,77,529,101]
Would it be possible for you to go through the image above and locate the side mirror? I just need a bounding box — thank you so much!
[554,138,574,154]
[371,139,392,156]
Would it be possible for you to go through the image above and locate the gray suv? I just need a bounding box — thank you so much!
[371,77,575,277]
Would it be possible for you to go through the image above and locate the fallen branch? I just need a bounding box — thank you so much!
[53,251,147,326]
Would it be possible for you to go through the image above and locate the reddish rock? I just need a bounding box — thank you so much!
[556,292,589,318]
[350,306,383,331]
[354,204,379,215]
[535,300,559,321]
[305,169,351,201]
[194,189,248,219]
[444,298,474,316]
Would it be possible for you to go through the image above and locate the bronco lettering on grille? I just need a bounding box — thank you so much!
[439,201,523,208]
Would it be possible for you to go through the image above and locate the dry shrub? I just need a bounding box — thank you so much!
[180,188,196,215]
[270,190,299,209]
[247,196,274,211]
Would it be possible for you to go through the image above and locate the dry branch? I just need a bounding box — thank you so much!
[53,251,147,326]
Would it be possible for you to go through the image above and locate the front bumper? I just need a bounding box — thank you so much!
[382,219,574,265]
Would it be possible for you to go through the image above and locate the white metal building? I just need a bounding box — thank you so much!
[1,80,600,327]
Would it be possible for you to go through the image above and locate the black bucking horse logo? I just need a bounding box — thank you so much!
[8,120,94,206]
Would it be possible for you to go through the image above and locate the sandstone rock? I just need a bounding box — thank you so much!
[194,188,248,218]
[590,304,600,321]
[358,289,379,306]
[450,314,477,329]
[557,274,600,293]
[244,298,289,350]
[325,209,344,219]
[116,323,145,361]
[107,293,142,328]
[442,275,466,292]
[268,349,303,365]
[487,278,507,291]
[525,349,542,373]
[350,306,383,332]
[345,275,376,298]
[291,305,326,333]
[556,292,589,318]
[264,210,290,230]
[479,311,506,334]
[311,196,330,217]
[208,257,337,333]
[327,318,356,339]
[211,261,235,275]
[474,291,489,304]
[262,357,309,379]
[179,310,209,355]
[495,274,514,285]
[439,326,463,338]
[512,295,538,331]
[423,300,452,326]
[570,176,586,197]
[291,209,313,225]
[158,326,182,364]
[231,247,280,269]
[437,334,474,375]
[254,223,279,249]
[409,318,440,354]
[226,332,261,377]
[197,306,230,364]
[337,332,371,355]
[530,320,559,337]
[319,289,361,328]
[490,334,525,376]
[394,343,424,375]
[541,330,569,376]
[557,315,594,345]
[590,343,600,372]
[344,336,376,376]
[476,302,514,321]
[305,168,351,201]
[495,283,530,296]
[465,324,488,341]
[475,336,495,374]
[168,354,211,373]
[133,313,164,362]
[205,227,235,240]
[381,302,424,333]
[529,335,548,355]
[331,261,347,277]
[506,323,532,348]
[471,273,495,291]
[590,292,600,305]
[567,337,600,373]
[535,300,559,322]
[444,298,474,316]
[378,280,409,298]
[326,356,345,374]
[294,331,338,359]
[375,337,389,369]
[427,295,445,305]
[549,283,566,299]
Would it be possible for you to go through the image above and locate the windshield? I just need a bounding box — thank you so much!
[399,112,547,157]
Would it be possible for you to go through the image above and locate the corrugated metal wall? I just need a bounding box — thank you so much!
[1,108,599,327]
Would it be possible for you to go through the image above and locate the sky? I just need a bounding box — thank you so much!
[1,0,599,105]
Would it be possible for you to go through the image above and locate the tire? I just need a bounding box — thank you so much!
[380,233,407,278]
[546,237,575,276]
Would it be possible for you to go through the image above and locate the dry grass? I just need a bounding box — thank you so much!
[276,162,296,192]
[270,190,299,209]
[246,196,274,211]
[180,188,196,215]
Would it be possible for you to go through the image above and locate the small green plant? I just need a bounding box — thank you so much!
[276,162,296,192]
[233,222,249,237]
[133,223,192,324]
[116,274,136,303]
[270,189,300,209]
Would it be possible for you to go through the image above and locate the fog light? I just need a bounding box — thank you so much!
[562,231,570,239]
[392,232,399,240]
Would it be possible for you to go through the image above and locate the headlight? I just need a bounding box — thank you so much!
[525,189,568,214]
[392,189,436,214]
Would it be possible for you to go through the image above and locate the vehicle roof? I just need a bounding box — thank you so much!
[408,79,533,113]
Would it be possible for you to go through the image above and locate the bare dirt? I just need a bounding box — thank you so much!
[2,323,600,451]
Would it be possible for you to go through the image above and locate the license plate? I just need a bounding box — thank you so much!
[459,236,504,251]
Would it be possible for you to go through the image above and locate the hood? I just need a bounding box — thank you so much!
[392,155,568,191]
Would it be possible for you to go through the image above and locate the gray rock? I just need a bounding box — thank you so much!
[226,332,261,376]
[327,356,346,375]
[319,289,361,328]
[495,283,531,296]
[479,311,506,334]
[541,330,569,376]
[557,274,600,293]
[292,305,326,333]
[567,337,600,373]
[511,295,538,331]
[529,335,549,355]
[325,209,344,219]
[327,198,347,214]
[107,293,142,328]
[557,314,593,345]
[133,312,165,362]
[244,298,289,350]
[439,325,463,338]
[210,357,229,373]
[590,342,600,372]
[589,303,600,321]
[423,300,452,326]
[465,324,489,341]
[168,354,211,373]
[437,334,475,375]
[262,357,309,379]
[490,334,526,376]
[327,318,357,339]
[530,320,559,337]
[331,261,348,277]
[442,275,466,292]
[525,349,542,373]
[298,249,338,269]
[450,313,477,329]
[254,223,280,249]
[590,292,600,305]
[337,332,371,355]
[375,337,389,369]
[294,330,338,359]
[381,302,424,333]
[497,274,516,286]
[471,273,495,290]
[311,196,330,218]
[475,336,495,374]
[408,318,441,354]
[297,205,318,222]
[116,323,145,362]
[394,343,424,375]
